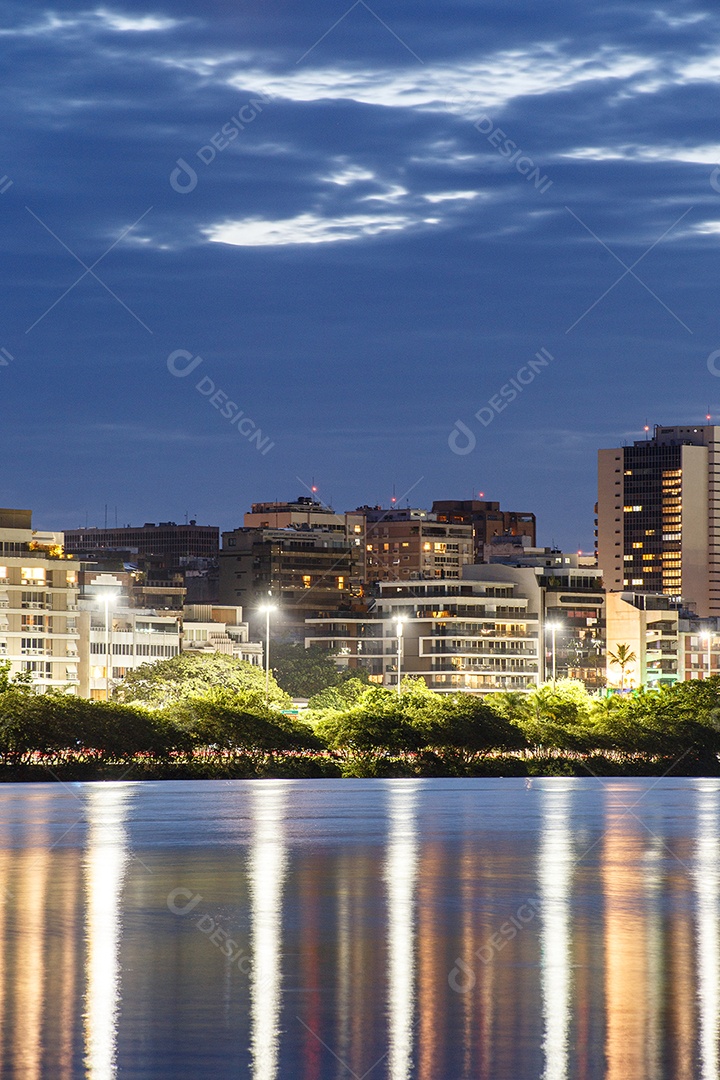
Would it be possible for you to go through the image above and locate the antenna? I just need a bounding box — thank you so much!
[104,504,108,529]
[707,406,712,422]
[114,506,118,528]
[644,420,650,440]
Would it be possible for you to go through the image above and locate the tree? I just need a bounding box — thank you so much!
[608,643,637,691]
[0,660,35,694]
[271,644,369,699]
[114,653,290,709]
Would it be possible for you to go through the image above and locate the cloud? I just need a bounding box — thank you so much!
[202,211,428,246]
[0,7,182,37]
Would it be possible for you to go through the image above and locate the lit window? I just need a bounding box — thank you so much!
[631,579,643,585]
[21,568,45,585]
[302,575,311,588]
[623,506,643,512]
[337,577,345,589]
[423,542,431,551]
[632,542,643,549]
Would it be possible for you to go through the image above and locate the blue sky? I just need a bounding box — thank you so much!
[2,0,720,550]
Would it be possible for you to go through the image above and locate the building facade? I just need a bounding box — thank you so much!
[0,509,81,692]
[358,507,474,585]
[473,545,606,690]
[598,424,720,616]
[64,521,219,560]
[432,499,537,560]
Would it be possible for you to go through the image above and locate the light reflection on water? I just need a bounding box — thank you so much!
[0,778,718,1078]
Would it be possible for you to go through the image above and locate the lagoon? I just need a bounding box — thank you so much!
[0,777,718,1079]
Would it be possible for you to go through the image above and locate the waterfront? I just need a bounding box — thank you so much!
[0,777,718,1078]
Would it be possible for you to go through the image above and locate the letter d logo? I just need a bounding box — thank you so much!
[448,419,476,456]
[167,349,203,378]
[170,157,198,194]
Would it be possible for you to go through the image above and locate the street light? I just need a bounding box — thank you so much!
[700,630,713,680]
[546,620,562,687]
[395,617,406,694]
[100,591,119,701]
[259,603,277,706]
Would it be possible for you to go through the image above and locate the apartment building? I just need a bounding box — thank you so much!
[358,507,474,585]
[432,499,536,561]
[0,509,80,692]
[598,424,720,616]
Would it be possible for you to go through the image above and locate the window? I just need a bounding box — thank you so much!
[337,577,345,589]
[302,575,311,588]
[21,637,45,654]
[21,568,45,586]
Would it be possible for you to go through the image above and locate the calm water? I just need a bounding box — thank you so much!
[0,777,718,1079]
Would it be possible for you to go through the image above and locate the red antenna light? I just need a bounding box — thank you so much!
[391,497,396,504]
[311,485,317,493]
[478,491,484,498]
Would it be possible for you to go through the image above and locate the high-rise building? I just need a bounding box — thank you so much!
[597,424,720,616]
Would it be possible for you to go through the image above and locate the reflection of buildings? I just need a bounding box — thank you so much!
[694,784,720,1080]
[248,782,288,1080]
[538,783,574,1080]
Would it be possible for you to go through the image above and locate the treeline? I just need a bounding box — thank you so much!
[1,655,720,779]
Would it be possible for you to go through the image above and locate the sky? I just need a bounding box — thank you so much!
[2,0,720,551]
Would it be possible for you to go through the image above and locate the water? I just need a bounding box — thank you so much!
[0,776,718,1079]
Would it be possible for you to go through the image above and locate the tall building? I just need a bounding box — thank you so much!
[0,509,80,692]
[432,500,536,561]
[597,424,720,616]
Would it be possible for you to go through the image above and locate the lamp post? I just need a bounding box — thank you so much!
[396,617,406,694]
[701,630,713,680]
[546,621,562,688]
[260,603,277,706]
[101,591,119,701]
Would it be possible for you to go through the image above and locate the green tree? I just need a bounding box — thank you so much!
[426,694,527,761]
[271,643,369,699]
[114,652,290,709]
[608,643,637,691]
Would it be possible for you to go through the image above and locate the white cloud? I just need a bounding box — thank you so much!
[93,8,179,32]
[224,46,656,115]
[560,143,720,163]
[0,8,181,37]
[323,165,376,185]
[422,190,478,203]
[203,212,424,246]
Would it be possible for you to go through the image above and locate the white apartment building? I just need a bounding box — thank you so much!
[0,509,80,692]
[306,578,542,694]
[78,572,181,698]
[182,604,263,665]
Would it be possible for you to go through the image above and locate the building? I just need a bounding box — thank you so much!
[64,520,219,560]
[219,523,358,639]
[77,570,181,698]
[598,424,720,617]
[306,578,542,694]
[182,604,263,665]
[304,615,385,681]
[604,592,681,690]
[0,509,81,692]
[470,545,606,690]
[432,499,536,561]
[357,507,474,585]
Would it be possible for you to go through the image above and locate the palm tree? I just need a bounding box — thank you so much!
[608,643,637,692]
